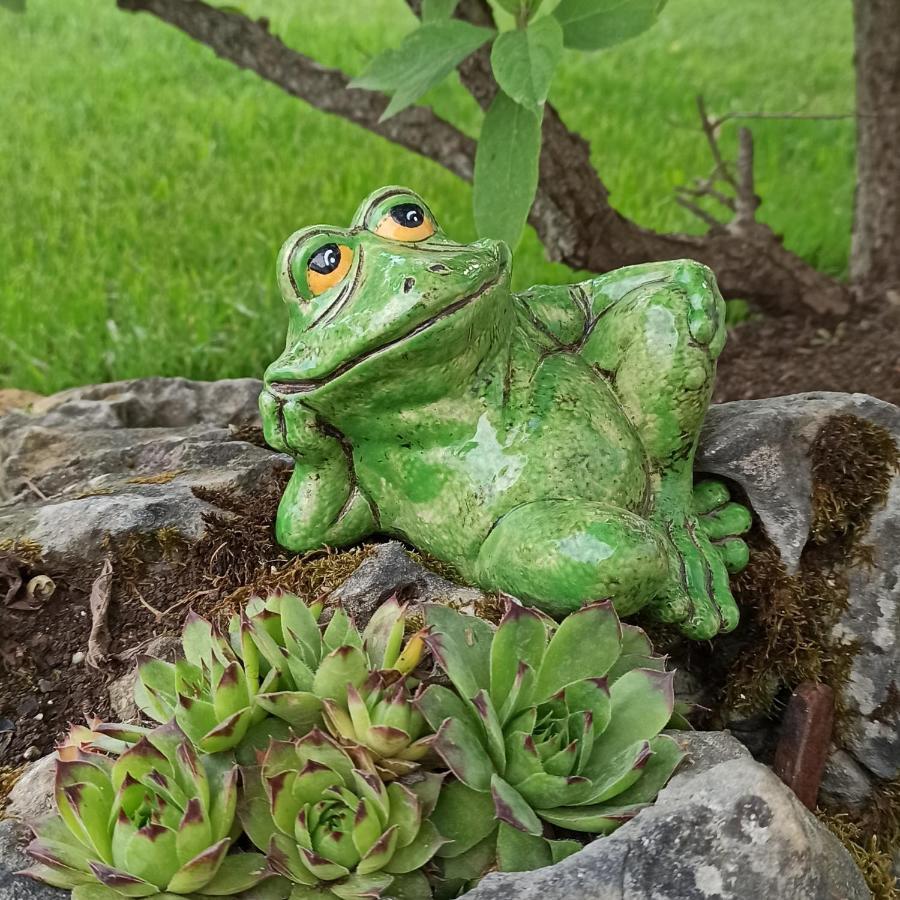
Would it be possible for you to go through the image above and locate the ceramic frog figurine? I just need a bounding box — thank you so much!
[260,187,752,639]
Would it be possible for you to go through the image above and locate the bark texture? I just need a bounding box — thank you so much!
[851,0,900,297]
[117,0,851,316]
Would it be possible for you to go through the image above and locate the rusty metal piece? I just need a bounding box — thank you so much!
[773,681,835,810]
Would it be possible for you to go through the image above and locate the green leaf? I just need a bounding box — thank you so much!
[350,21,494,120]
[383,819,447,873]
[537,801,645,833]
[423,604,494,701]
[490,774,543,836]
[378,870,432,900]
[255,690,323,730]
[548,837,582,863]
[533,601,622,703]
[431,780,497,859]
[421,0,458,21]
[553,0,667,51]
[432,717,494,791]
[0,0,26,12]
[495,822,551,872]
[489,604,546,710]
[312,645,368,706]
[473,90,542,251]
[585,668,674,765]
[613,734,685,805]
[490,16,563,113]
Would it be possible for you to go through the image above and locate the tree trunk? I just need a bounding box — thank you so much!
[851,0,900,298]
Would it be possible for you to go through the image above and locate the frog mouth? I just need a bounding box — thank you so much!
[267,269,502,396]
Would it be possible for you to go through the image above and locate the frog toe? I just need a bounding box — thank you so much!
[716,536,750,574]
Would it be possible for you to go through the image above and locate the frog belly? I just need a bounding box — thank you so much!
[352,355,650,568]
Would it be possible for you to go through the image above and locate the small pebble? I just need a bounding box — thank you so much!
[38,679,55,693]
[71,651,85,665]
[34,712,44,721]
[22,745,40,760]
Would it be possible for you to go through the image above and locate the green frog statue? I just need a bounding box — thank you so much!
[260,187,752,639]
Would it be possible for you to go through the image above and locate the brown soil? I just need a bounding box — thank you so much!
[0,475,376,765]
[714,304,900,406]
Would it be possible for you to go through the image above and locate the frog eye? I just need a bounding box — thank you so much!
[374,202,435,242]
[307,243,353,295]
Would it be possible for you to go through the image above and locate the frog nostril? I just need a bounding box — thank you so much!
[427,263,451,274]
[403,277,416,293]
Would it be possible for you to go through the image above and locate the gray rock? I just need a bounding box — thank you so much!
[0,819,66,900]
[698,391,900,784]
[0,377,291,570]
[820,749,875,809]
[697,391,899,573]
[460,731,871,900]
[330,541,485,627]
[5,754,55,823]
[835,476,900,780]
[107,635,182,721]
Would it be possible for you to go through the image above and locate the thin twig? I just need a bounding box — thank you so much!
[697,95,738,191]
[674,195,723,230]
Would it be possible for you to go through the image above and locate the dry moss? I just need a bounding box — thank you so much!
[718,414,897,719]
[810,414,899,543]
[126,470,186,485]
[818,777,900,900]
[0,763,27,816]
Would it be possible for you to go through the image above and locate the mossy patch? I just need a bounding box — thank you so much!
[714,413,898,722]
[818,776,900,900]
[0,763,27,815]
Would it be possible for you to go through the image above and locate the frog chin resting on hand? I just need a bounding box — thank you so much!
[260,186,751,639]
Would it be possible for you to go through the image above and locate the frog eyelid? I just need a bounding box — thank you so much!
[285,229,353,300]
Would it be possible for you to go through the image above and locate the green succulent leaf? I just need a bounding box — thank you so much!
[312,645,368,706]
[256,691,324,730]
[432,716,494,791]
[350,20,494,120]
[552,0,667,51]
[533,601,622,702]
[361,596,406,669]
[489,604,546,710]
[495,822,552,872]
[490,774,543,836]
[163,837,229,894]
[134,658,177,723]
[432,780,497,858]
[613,734,685,805]
[416,683,479,734]
[586,668,674,762]
[537,801,646,833]
[383,818,446,874]
[490,15,563,113]
[549,837,583,863]
[423,604,495,701]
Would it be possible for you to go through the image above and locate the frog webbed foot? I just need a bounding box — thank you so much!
[653,480,752,639]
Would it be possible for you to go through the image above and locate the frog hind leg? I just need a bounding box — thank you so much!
[578,260,739,638]
[474,499,670,619]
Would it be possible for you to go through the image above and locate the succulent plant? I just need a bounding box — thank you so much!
[417,601,684,881]
[135,594,430,760]
[22,720,268,898]
[240,729,445,899]
[318,599,433,779]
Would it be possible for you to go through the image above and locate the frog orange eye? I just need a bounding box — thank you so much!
[307,243,353,295]
[374,203,435,242]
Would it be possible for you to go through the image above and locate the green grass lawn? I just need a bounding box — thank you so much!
[0,0,855,394]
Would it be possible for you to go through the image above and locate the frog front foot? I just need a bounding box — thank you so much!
[651,480,752,639]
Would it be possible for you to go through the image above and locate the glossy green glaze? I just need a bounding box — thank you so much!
[260,187,751,639]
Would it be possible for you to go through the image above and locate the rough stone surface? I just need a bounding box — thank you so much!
[0,377,291,570]
[698,391,900,783]
[697,391,898,572]
[0,820,66,900]
[835,475,900,780]
[107,635,182,722]
[330,541,485,627]
[459,731,871,900]
[4,753,55,823]
[820,748,875,809]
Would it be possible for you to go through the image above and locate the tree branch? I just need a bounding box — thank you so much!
[118,0,850,316]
